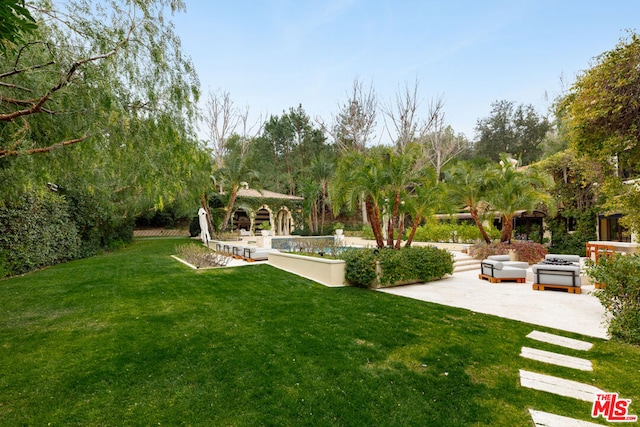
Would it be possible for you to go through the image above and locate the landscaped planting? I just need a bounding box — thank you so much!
[587,254,640,345]
[339,246,453,287]
[412,222,501,243]
[0,238,638,426]
[469,240,548,264]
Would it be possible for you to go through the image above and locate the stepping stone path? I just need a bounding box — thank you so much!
[521,330,604,426]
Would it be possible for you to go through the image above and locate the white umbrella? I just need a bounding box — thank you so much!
[198,207,211,245]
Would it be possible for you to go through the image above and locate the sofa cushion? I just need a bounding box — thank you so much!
[482,259,503,270]
[487,255,510,262]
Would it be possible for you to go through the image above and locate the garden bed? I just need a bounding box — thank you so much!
[268,252,347,287]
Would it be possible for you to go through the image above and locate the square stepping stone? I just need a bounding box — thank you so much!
[521,347,593,371]
[527,331,593,351]
[529,409,603,426]
[520,370,604,402]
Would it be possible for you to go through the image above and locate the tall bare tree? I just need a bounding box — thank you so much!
[382,79,436,153]
[204,89,240,171]
[423,99,469,181]
[327,78,377,153]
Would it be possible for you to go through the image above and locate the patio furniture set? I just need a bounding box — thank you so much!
[479,254,583,294]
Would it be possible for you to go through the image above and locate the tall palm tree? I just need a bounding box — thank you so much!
[332,150,387,248]
[378,145,421,248]
[405,169,445,247]
[488,156,554,243]
[214,153,258,232]
[443,161,493,244]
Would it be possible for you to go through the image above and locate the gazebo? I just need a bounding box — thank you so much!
[231,184,303,236]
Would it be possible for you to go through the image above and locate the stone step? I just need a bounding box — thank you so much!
[453,256,481,273]
[526,331,593,351]
[520,347,593,371]
[454,263,482,273]
[519,370,604,402]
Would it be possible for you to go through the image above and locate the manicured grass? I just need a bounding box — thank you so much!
[1,238,639,425]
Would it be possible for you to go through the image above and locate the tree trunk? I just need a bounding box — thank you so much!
[366,196,385,248]
[361,193,368,224]
[387,191,400,247]
[500,215,513,243]
[313,201,318,233]
[405,215,421,247]
[221,185,238,231]
[394,214,405,249]
[320,186,326,234]
[307,212,313,235]
[470,208,492,244]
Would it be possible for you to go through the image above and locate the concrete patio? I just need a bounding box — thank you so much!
[379,267,609,339]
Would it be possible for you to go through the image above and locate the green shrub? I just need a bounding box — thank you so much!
[339,248,377,287]
[546,209,597,256]
[587,254,640,345]
[412,222,500,243]
[0,192,80,277]
[339,246,454,288]
[65,188,134,257]
[469,241,547,264]
[377,246,454,286]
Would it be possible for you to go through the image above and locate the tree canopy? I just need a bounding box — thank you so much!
[1,0,206,219]
[474,100,549,165]
[560,32,640,232]
[0,0,37,55]
[561,32,640,175]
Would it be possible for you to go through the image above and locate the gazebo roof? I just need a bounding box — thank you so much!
[236,187,303,201]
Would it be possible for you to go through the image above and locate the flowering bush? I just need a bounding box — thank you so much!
[469,241,547,264]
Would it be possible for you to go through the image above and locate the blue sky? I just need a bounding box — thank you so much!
[173,1,639,143]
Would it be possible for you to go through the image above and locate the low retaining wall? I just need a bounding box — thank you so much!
[268,252,346,287]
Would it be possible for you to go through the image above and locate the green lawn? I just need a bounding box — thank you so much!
[1,238,638,426]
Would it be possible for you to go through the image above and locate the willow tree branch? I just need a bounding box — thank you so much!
[0,135,87,158]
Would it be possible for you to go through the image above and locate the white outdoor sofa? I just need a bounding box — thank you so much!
[531,254,582,294]
[479,255,528,284]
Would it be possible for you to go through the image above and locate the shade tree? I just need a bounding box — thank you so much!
[560,32,640,233]
[474,100,549,165]
[1,0,210,267]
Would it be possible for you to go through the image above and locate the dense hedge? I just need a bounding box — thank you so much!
[412,222,500,243]
[361,222,501,243]
[65,188,134,258]
[0,191,133,278]
[0,192,79,277]
[339,246,454,288]
[587,254,640,345]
